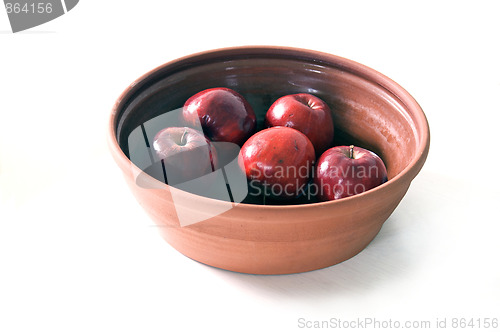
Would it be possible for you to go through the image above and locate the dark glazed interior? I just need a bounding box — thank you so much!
[116,53,420,189]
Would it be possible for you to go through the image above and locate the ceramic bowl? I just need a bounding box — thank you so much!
[108,46,430,274]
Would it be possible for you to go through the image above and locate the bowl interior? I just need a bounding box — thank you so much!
[115,52,422,204]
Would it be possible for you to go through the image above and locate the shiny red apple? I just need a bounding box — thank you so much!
[238,127,315,200]
[265,93,334,155]
[314,145,387,201]
[182,87,256,146]
[152,126,217,185]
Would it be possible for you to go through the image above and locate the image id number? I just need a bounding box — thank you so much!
[5,2,53,14]
[451,317,498,329]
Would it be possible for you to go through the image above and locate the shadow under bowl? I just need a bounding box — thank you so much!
[108,46,430,274]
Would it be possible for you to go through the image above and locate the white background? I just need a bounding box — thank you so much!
[1,1,499,331]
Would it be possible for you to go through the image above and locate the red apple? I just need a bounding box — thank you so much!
[238,127,315,200]
[183,87,256,146]
[152,127,217,185]
[265,93,334,155]
[314,145,388,201]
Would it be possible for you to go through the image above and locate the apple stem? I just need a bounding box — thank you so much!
[349,145,354,159]
[180,129,187,146]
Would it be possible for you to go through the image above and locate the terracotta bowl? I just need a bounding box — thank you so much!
[108,46,430,274]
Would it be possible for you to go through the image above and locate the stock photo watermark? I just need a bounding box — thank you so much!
[247,160,383,199]
[3,0,78,32]
[297,317,499,329]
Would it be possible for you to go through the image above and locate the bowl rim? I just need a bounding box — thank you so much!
[108,45,430,211]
